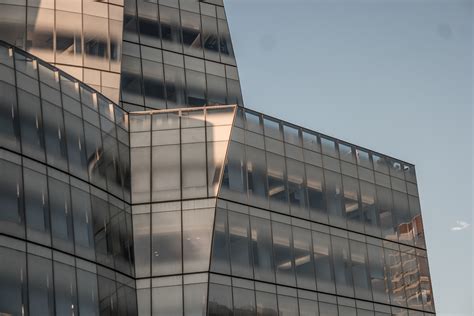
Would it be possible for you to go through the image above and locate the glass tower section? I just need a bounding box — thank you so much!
[0,0,434,315]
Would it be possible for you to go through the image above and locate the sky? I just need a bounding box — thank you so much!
[225,0,473,314]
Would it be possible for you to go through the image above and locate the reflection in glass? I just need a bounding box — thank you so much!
[312,231,335,293]
[183,208,215,272]
[332,235,354,297]
[256,291,278,316]
[273,222,295,286]
[250,216,275,282]
[28,254,54,316]
[229,211,253,278]
[293,227,316,290]
[72,186,95,260]
[24,167,51,246]
[350,240,372,300]
[0,246,27,316]
[267,153,288,213]
[233,287,256,316]
[0,158,24,238]
[152,211,181,276]
[208,283,233,316]
[211,208,230,274]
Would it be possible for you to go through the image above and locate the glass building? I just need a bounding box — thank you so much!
[0,1,434,316]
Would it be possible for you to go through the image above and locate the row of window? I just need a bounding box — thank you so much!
[136,272,434,316]
[238,109,416,183]
[221,140,425,248]
[132,198,217,278]
[210,207,434,312]
[125,0,236,65]
[0,241,136,316]
[121,42,242,110]
[129,107,235,203]
[0,45,131,201]
[0,151,134,275]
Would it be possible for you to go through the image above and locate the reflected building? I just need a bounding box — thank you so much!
[0,0,434,316]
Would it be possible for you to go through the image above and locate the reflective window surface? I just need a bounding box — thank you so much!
[0,39,434,316]
[121,0,243,110]
[0,0,124,102]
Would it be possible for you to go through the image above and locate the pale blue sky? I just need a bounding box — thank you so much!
[225,0,473,314]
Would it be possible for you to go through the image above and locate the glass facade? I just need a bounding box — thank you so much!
[121,0,243,111]
[0,0,434,314]
[0,0,124,102]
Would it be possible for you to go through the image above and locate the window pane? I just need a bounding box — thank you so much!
[0,81,21,152]
[64,112,88,180]
[312,231,335,293]
[83,15,109,70]
[143,60,165,108]
[183,208,214,272]
[164,64,186,108]
[18,90,45,161]
[131,147,150,203]
[233,287,256,316]
[27,8,54,61]
[182,142,207,199]
[246,146,268,208]
[208,283,233,316]
[393,191,413,245]
[49,176,74,253]
[152,144,180,201]
[299,298,319,316]
[367,245,389,304]
[202,15,219,61]
[272,222,295,286]
[218,19,235,65]
[332,235,354,297]
[160,6,182,53]
[277,295,298,316]
[133,213,151,278]
[256,291,277,316]
[77,269,100,316]
[287,159,308,218]
[0,246,27,316]
[350,240,372,300]
[324,170,345,228]
[385,248,407,307]
[306,164,326,223]
[24,167,50,246]
[43,102,68,170]
[72,186,95,260]
[361,181,380,236]
[91,194,113,267]
[28,254,54,316]
[211,208,230,274]
[184,283,208,316]
[377,186,396,241]
[54,262,78,316]
[417,256,434,312]
[251,216,275,283]
[56,10,82,66]
[229,211,253,278]
[343,176,363,232]
[267,153,288,213]
[186,69,206,106]
[153,285,183,316]
[293,227,316,290]
[220,141,247,202]
[152,211,182,275]
[207,141,228,197]
[0,158,24,238]
[182,11,202,57]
